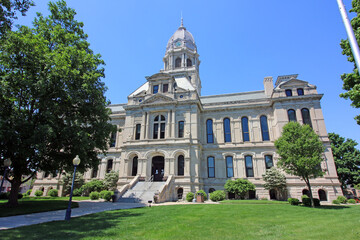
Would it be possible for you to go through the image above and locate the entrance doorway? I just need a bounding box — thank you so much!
[152,156,165,181]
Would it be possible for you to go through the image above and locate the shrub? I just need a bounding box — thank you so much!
[196,190,208,200]
[302,197,320,207]
[103,191,113,201]
[25,189,32,196]
[332,199,340,205]
[224,179,255,199]
[210,190,226,202]
[301,195,309,200]
[337,196,347,204]
[100,190,108,199]
[348,199,356,204]
[48,189,58,197]
[81,179,105,196]
[288,198,300,205]
[186,192,194,202]
[90,191,100,200]
[0,192,8,199]
[35,190,43,197]
[18,193,23,199]
[73,188,82,196]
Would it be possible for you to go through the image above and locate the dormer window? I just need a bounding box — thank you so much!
[153,85,159,94]
[297,88,304,96]
[285,89,292,97]
[163,84,168,93]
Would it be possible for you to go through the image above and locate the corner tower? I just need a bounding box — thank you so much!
[162,19,201,95]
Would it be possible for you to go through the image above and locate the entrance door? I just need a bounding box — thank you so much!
[152,156,165,181]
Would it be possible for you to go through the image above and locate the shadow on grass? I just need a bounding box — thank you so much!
[2,209,144,240]
[317,205,350,210]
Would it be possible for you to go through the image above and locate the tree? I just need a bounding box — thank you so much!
[0,0,34,37]
[0,1,116,207]
[262,167,287,200]
[224,179,255,199]
[103,170,119,191]
[274,122,324,207]
[340,0,360,125]
[328,133,360,188]
[61,171,85,196]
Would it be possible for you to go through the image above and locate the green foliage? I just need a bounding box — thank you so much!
[90,191,99,200]
[81,179,105,196]
[103,170,119,191]
[288,198,300,205]
[224,179,255,199]
[186,192,194,202]
[302,198,320,207]
[301,195,309,200]
[328,133,360,188]
[196,190,208,200]
[47,189,58,197]
[348,199,356,204]
[337,196,347,204]
[275,122,324,207]
[99,190,108,199]
[24,189,32,196]
[355,184,360,190]
[210,190,226,202]
[61,172,85,196]
[332,199,340,205]
[102,191,113,202]
[0,0,115,207]
[340,0,360,124]
[72,188,82,196]
[0,0,34,36]
[262,167,287,199]
[34,190,43,197]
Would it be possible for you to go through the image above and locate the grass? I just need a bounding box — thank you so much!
[0,197,80,217]
[1,200,360,239]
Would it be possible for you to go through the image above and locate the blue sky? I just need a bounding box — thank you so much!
[16,0,359,145]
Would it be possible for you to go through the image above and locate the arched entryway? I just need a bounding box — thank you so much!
[152,156,165,181]
[318,189,327,201]
[269,189,277,200]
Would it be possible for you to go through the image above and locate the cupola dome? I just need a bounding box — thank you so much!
[166,19,197,53]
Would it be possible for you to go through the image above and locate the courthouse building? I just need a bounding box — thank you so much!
[33,21,342,202]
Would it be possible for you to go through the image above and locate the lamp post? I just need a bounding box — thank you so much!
[65,155,80,221]
[0,159,12,193]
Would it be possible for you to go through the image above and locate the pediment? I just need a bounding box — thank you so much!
[279,78,309,88]
[141,94,175,104]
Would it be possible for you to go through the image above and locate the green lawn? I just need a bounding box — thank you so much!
[1,201,360,239]
[0,197,80,217]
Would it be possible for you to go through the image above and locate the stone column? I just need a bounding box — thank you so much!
[185,157,190,176]
[171,109,175,138]
[123,158,129,177]
[166,111,171,138]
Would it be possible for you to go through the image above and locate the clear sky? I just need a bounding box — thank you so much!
[15,0,359,145]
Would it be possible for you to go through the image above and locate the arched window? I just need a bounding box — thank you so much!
[302,189,310,197]
[135,124,141,140]
[153,115,166,139]
[178,121,184,138]
[110,131,117,147]
[285,89,292,96]
[175,57,181,68]
[206,119,214,143]
[178,155,184,176]
[177,188,183,199]
[106,159,113,173]
[186,58,192,67]
[260,115,270,141]
[241,117,250,142]
[91,168,98,178]
[209,188,216,193]
[223,118,231,143]
[226,156,234,178]
[287,109,297,122]
[245,155,254,177]
[208,156,215,178]
[301,108,312,128]
[297,88,304,96]
[318,189,327,201]
[132,156,138,176]
[265,155,273,169]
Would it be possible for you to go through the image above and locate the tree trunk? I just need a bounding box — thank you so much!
[6,172,22,207]
[304,178,315,208]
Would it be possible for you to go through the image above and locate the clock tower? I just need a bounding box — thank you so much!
[162,19,201,95]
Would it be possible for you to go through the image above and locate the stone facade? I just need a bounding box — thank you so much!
[33,22,342,202]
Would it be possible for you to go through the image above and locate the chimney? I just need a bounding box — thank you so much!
[263,76,274,97]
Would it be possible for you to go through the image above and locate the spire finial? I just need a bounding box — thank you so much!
[181,11,183,27]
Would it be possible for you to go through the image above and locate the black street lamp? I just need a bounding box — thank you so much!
[0,159,12,193]
[65,155,80,221]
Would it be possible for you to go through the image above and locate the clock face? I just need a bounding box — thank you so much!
[175,41,182,47]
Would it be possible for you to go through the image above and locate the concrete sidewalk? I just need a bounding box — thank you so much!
[0,201,146,230]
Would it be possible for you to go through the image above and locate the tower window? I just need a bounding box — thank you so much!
[135,124,141,140]
[153,85,159,94]
[288,109,297,122]
[163,84,168,93]
[187,58,192,67]
[175,57,181,68]
[285,89,292,96]
[178,121,184,138]
[297,88,304,96]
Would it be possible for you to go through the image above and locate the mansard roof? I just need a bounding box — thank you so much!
[200,90,266,104]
